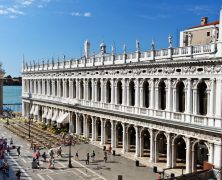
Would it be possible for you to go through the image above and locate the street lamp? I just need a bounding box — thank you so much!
[68,134,73,168]
[28,92,32,139]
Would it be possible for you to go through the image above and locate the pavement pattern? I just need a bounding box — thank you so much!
[0,123,158,180]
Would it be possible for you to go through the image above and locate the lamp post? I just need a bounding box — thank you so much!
[28,92,32,139]
[68,134,73,168]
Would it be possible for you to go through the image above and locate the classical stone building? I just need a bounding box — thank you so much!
[22,9,222,174]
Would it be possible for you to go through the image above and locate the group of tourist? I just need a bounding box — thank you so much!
[0,137,21,180]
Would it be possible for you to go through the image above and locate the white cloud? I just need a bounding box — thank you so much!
[71,12,81,16]
[71,11,92,17]
[83,12,91,17]
[0,0,51,18]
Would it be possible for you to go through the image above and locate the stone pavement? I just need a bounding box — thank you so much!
[91,142,184,177]
[0,123,159,180]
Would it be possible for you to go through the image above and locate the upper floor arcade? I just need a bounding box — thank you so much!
[22,74,222,130]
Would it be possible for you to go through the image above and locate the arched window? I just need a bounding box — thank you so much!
[176,81,185,112]
[73,80,76,98]
[88,80,92,100]
[159,81,166,110]
[54,80,57,96]
[143,81,149,108]
[66,80,69,98]
[97,80,101,101]
[80,80,84,99]
[117,81,122,104]
[60,80,63,97]
[49,80,52,95]
[129,81,135,106]
[106,80,111,103]
[36,81,38,94]
[198,81,207,115]
[45,80,47,95]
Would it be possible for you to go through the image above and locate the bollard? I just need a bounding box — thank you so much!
[112,150,116,156]
[117,175,122,180]
[103,146,106,151]
[135,160,139,167]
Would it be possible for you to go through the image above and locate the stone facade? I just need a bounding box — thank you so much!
[22,9,222,174]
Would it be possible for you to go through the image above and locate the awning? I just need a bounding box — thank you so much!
[34,106,39,116]
[46,109,52,120]
[30,105,35,115]
[51,110,58,122]
[42,108,48,118]
[57,113,70,124]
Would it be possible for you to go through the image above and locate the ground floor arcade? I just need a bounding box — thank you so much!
[22,100,222,174]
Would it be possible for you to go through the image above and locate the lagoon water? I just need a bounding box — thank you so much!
[3,86,22,112]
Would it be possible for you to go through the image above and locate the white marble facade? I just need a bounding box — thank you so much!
[22,9,222,174]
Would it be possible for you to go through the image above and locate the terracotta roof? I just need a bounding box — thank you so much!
[188,20,219,29]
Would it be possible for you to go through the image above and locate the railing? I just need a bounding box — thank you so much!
[22,93,221,128]
[23,43,218,72]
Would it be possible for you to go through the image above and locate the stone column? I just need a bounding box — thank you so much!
[92,79,95,102]
[155,80,159,110]
[209,143,214,164]
[193,82,198,115]
[94,80,98,102]
[166,79,172,117]
[122,79,127,106]
[84,79,88,101]
[42,79,45,95]
[126,80,130,106]
[111,79,115,105]
[185,78,192,114]
[111,120,116,148]
[209,79,215,116]
[101,79,104,103]
[122,123,126,153]
[114,80,118,104]
[63,79,66,98]
[154,137,159,163]
[139,79,144,108]
[135,126,140,157]
[186,137,192,173]
[215,79,222,119]
[214,143,222,169]
[166,133,172,168]
[75,112,80,135]
[135,79,140,108]
[69,79,73,99]
[91,116,96,141]
[149,79,155,115]
[52,80,55,97]
[76,79,79,100]
[149,129,155,162]
[100,118,105,145]
[172,87,177,112]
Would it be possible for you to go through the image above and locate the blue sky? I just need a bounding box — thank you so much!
[0,0,221,77]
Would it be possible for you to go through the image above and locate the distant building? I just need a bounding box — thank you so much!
[0,65,5,115]
[22,8,222,175]
[180,17,219,46]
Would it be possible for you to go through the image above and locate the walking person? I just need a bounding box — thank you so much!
[15,169,21,180]
[42,152,47,162]
[86,153,89,165]
[104,151,107,163]
[108,144,112,155]
[17,146,21,157]
[57,146,62,158]
[48,158,52,169]
[51,157,55,169]
[10,138,13,146]
[75,151,79,160]
[6,145,10,156]
[91,150,95,162]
